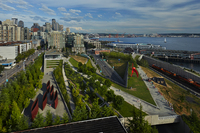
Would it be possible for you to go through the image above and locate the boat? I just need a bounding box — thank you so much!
[164,38,166,43]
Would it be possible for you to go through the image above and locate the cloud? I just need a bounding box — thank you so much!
[60,16,83,22]
[17,5,27,9]
[0,3,16,11]
[69,9,81,15]
[115,12,121,16]
[85,13,93,18]
[70,27,83,30]
[39,4,56,15]
[62,13,70,16]
[98,14,102,18]
[58,7,66,12]
[24,10,35,15]
[30,16,47,22]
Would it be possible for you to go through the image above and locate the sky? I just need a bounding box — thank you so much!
[0,0,200,34]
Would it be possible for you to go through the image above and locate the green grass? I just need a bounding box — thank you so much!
[46,60,60,68]
[107,58,127,79]
[117,101,147,117]
[95,73,156,105]
[86,59,93,68]
[69,57,79,68]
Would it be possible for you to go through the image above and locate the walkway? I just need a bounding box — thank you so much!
[62,57,76,113]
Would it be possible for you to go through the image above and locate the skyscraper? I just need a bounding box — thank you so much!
[52,19,56,30]
[55,22,59,31]
[0,21,2,25]
[66,27,70,33]
[24,27,30,40]
[45,22,51,32]
[18,20,24,28]
[59,25,63,31]
[12,18,18,25]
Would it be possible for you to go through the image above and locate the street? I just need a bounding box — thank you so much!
[89,52,125,85]
[0,50,40,86]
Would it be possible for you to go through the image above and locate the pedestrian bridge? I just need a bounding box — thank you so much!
[119,115,180,126]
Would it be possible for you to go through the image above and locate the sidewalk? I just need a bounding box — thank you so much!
[62,57,76,113]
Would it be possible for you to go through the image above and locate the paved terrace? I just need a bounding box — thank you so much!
[24,68,71,122]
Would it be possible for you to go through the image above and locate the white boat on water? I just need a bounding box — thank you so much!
[164,38,167,43]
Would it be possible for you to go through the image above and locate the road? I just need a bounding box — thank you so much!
[90,53,125,85]
[0,50,40,87]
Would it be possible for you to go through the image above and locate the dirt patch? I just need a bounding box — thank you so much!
[130,88,137,91]
[70,55,87,64]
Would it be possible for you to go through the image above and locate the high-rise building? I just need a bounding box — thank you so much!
[59,25,63,31]
[12,18,18,25]
[18,20,24,28]
[24,27,30,40]
[47,31,65,49]
[52,19,56,30]
[66,27,70,34]
[55,22,59,31]
[0,21,2,25]
[2,19,14,26]
[45,22,51,32]
[72,34,85,54]
[0,24,18,41]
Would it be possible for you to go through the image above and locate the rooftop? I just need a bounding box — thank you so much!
[15,116,127,133]
[45,49,61,55]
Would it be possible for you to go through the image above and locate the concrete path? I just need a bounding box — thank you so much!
[62,57,76,113]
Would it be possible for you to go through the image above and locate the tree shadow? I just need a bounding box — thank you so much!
[37,93,43,110]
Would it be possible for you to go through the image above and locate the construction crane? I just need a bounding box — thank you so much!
[115,33,118,38]
[121,32,126,38]
[190,53,200,60]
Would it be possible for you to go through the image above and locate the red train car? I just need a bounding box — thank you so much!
[31,98,39,121]
[152,64,161,70]
[193,81,200,88]
[54,90,58,109]
[177,75,194,84]
[42,91,48,110]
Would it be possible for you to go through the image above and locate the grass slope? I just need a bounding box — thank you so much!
[117,101,147,117]
[107,58,127,79]
[141,66,200,118]
[86,59,93,68]
[69,57,79,68]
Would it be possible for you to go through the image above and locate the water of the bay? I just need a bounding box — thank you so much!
[99,37,200,72]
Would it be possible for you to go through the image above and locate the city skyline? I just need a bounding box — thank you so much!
[0,0,200,34]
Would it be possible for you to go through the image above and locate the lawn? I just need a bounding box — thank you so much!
[70,55,87,64]
[141,66,200,119]
[46,60,60,68]
[116,101,147,117]
[107,58,127,79]
[86,59,93,68]
[69,57,79,68]
[94,72,156,106]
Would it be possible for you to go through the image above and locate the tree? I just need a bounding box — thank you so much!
[37,46,41,50]
[113,95,124,110]
[61,112,69,124]
[104,79,111,88]
[10,101,21,130]
[46,110,53,126]
[16,115,29,131]
[23,98,30,109]
[180,94,185,103]
[106,90,115,102]
[32,112,46,128]
[127,105,158,133]
[72,105,88,122]
[53,115,61,125]
[101,106,114,117]
[0,65,4,74]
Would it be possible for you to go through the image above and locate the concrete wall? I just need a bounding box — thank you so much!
[0,46,17,59]
[120,115,180,126]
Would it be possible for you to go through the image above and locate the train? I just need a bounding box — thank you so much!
[152,64,200,88]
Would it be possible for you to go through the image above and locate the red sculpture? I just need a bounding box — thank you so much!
[42,91,48,110]
[54,90,58,109]
[31,98,39,121]
[131,63,139,77]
